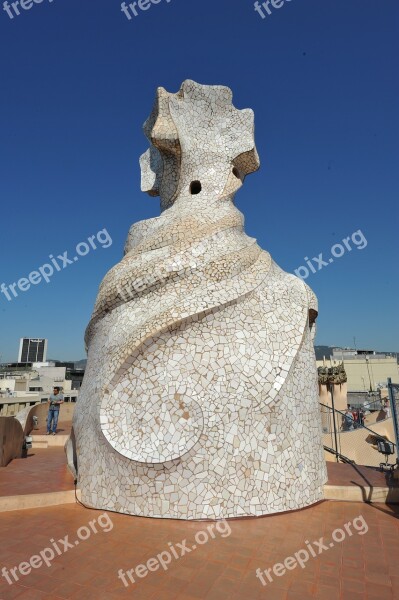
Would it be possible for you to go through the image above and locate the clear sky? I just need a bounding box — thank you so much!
[0,0,398,362]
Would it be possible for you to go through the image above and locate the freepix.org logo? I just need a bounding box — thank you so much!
[118,520,232,588]
[3,0,55,19]
[121,0,172,21]
[294,229,367,281]
[2,513,113,586]
[254,0,292,20]
[256,515,369,587]
[0,228,113,303]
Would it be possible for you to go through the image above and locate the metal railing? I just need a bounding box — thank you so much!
[388,379,399,450]
[320,402,397,467]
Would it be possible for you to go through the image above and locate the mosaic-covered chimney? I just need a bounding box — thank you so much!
[72,80,327,519]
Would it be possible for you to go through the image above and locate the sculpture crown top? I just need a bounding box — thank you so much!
[140,80,260,211]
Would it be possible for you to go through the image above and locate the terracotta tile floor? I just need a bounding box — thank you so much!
[327,462,399,489]
[0,448,74,497]
[0,501,398,599]
[2,450,396,501]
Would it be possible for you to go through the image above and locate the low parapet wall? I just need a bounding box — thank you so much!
[0,403,76,469]
[0,417,24,467]
[15,402,75,436]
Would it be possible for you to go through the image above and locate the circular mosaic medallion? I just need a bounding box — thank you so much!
[100,377,204,463]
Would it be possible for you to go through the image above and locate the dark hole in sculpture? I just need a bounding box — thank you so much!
[190,181,202,195]
[232,167,240,179]
[309,308,318,327]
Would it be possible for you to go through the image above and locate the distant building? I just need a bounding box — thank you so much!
[18,338,48,363]
[317,348,399,393]
[65,368,85,390]
[0,363,78,416]
[54,361,75,370]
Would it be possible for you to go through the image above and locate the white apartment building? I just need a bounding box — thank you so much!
[0,364,78,416]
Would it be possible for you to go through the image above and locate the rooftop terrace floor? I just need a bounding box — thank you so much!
[0,500,398,600]
[0,448,73,498]
[1,423,398,599]
[327,461,399,488]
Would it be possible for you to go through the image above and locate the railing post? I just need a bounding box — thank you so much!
[329,382,339,463]
[388,378,399,451]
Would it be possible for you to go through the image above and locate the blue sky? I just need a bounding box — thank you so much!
[0,0,398,362]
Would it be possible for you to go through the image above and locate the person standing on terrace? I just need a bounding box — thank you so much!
[46,387,64,435]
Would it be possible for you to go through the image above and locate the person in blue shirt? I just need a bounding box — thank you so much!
[46,387,64,435]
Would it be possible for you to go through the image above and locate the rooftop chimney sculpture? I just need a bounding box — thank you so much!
[73,80,327,519]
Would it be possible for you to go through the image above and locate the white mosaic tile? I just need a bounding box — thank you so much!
[73,80,327,519]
